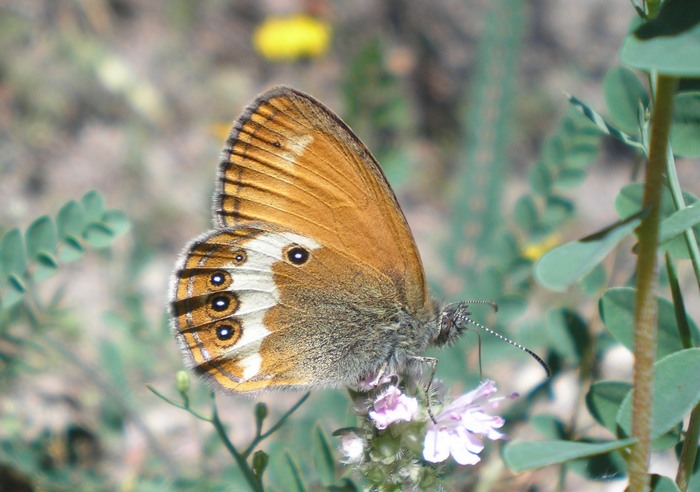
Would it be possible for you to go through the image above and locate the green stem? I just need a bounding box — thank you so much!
[664,147,700,287]
[664,253,693,349]
[209,392,263,492]
[150,385,309,490]
[645,0,662,18]
[145,384,210,422]
[666,253,700,491]
[676,402,700,491]
[628,74,677,492]
[242,392,311,459]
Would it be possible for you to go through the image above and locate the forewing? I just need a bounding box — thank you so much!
[215,86,429,310]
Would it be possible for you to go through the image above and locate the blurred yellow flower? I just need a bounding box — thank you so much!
[253,15,331,61]
[522,233,561,261]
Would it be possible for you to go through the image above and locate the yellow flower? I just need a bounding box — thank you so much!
[522,233,561,261]
[253,15,331,61]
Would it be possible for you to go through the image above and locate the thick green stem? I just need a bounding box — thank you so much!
[628,74,677,492]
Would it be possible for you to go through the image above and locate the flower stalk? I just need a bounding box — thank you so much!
[628,73,677,492]
[147,381,309,492]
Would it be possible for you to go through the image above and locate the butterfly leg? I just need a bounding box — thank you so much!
[411,356,438,424]
[358,362,398,390]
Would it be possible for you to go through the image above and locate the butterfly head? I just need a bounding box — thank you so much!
[435,300,551,377]
[432,301,497,347]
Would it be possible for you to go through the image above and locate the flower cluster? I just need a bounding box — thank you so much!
[339,378,511,489]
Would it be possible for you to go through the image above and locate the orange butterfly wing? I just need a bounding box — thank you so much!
[172,87,437,395]
[214,87,429,311]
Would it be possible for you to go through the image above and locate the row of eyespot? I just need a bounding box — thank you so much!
[202,245,311,343]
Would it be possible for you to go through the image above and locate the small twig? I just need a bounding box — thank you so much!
[146,384,210,422]
[150,384,309,492]
[242,392,311,459]
[208,391,263,492]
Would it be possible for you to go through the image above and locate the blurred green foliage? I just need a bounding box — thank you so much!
[2,0,700,491]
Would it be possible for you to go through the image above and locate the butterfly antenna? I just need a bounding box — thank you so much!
[464,299,498,313]
[454,308,551,378]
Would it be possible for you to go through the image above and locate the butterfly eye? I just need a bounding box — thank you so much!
[208,271,231,290]
[286,246,309,265]
[206,292,239,317]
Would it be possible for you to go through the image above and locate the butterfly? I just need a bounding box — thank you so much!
[169,86,545,396]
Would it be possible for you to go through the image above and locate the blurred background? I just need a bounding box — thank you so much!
[2,0,691,490]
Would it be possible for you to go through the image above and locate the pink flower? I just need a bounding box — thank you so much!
[369,385,418,430]
[423,380,507,465]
